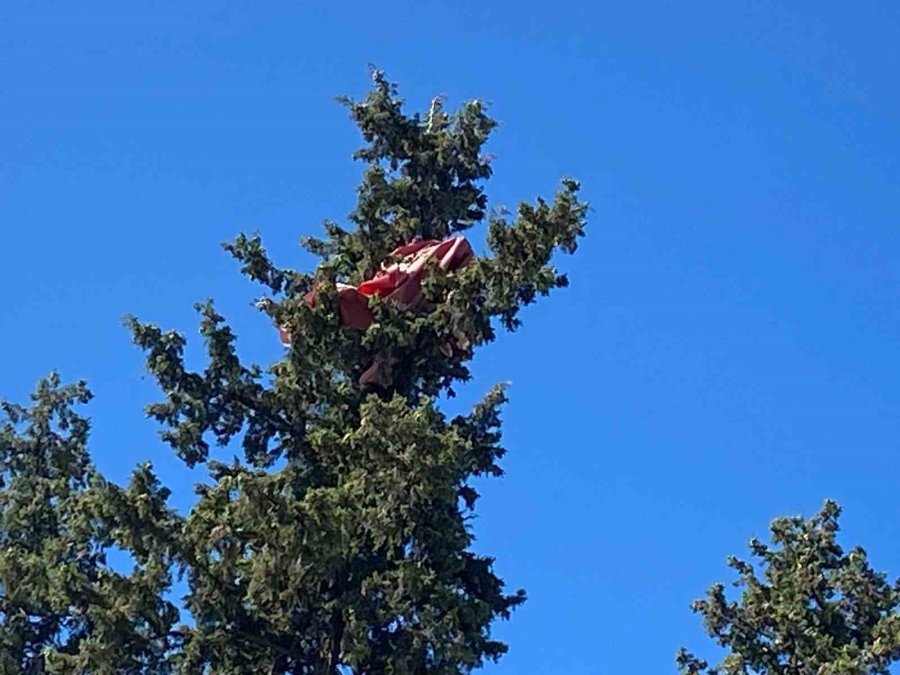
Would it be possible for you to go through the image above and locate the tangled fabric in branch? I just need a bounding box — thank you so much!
[279,236,474,383]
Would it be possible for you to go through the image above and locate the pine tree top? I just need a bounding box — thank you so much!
[679,501,900,675]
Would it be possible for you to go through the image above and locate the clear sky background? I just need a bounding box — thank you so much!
[3,2,900,673]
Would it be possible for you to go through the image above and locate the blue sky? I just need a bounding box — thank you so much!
[3,2,900,672]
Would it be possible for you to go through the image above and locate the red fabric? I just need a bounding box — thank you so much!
[303,284,374,331]
[357,237,474,310]
[354,269,406,299]
[279,236,474,383]
[280,284,374,346]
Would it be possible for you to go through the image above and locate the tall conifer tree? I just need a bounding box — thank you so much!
[1,73,587,673]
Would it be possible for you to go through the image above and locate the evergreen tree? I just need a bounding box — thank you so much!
[1,72,587,673]
[678,501,900,675]
[0,375,181,674]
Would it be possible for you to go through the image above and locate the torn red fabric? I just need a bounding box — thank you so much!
[357,236,474,309]
[279,236,474,384]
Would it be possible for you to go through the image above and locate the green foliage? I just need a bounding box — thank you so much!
[1,71,586,673]
[678,502,900,675]
[0,375,181,674]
